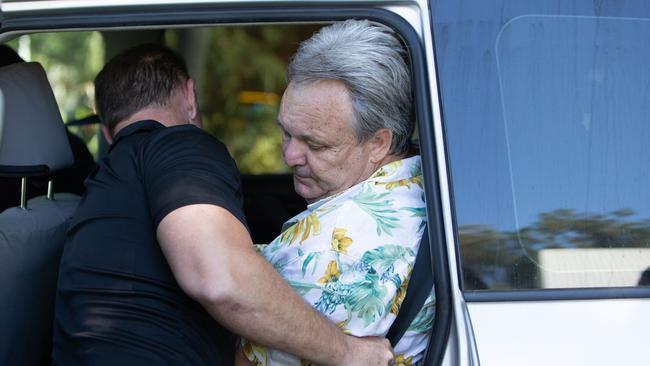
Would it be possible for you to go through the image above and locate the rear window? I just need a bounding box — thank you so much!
[433,0,650,290]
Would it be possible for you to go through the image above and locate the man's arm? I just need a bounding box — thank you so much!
[157,204,393,366]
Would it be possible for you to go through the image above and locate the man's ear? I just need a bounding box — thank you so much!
[368,128,393,164]
[184,78,198,124]
[101,124,113,145]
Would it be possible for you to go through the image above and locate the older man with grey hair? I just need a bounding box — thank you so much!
[237,19,434,366]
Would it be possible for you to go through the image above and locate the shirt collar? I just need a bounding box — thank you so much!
[110,120,165,148]
[305,155,422,211]
[366,155,422,184]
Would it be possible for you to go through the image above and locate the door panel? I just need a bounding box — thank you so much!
[468,299,650,365]
[432,0,650,364]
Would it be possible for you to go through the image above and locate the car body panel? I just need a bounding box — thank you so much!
[2,1,649,365]
[468,299,650,365]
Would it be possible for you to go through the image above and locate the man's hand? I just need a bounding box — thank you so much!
[342,336,394,366]
[158,204,392,366]
[235,335,394,366]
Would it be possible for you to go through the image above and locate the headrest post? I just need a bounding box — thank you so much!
[20,177,28,209]
[47,180,55,200]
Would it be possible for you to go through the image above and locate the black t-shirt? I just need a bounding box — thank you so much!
[52,120,247,365]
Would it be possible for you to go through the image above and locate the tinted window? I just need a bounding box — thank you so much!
[433,0,650,290]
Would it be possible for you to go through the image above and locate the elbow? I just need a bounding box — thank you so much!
[179,268,243,312]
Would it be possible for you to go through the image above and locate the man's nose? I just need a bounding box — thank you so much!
[283,139,306,167]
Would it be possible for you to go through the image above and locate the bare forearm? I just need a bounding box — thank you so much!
[158,205,390,365]
[200,247,349,365]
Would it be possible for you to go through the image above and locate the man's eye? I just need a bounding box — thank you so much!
[308,143,326,151]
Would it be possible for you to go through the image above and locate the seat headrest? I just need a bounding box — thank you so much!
[0,62,73,177]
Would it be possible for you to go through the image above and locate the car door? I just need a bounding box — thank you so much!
[1,0,462,364]
[430,0,650,365]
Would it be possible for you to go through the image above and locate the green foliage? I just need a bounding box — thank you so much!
[459,209,650,289]
[189,25,320,173]
[13,32,104,122]
[7,31,104,158]
[8,24,321,171]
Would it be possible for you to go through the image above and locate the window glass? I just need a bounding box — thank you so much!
[433,0,650,290]
[165,25,320,174]
[7,32,104,158]
[6,24,321,173]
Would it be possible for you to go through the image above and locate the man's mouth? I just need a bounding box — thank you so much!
[293,171,311,180]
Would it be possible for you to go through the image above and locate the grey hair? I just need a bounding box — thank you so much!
[287,19,413,155]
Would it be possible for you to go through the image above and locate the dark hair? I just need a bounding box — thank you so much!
[94,43,189,132]
[0,45,25,67]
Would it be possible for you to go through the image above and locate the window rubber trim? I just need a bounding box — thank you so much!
[465,287,650,302]
[1,4,453,365]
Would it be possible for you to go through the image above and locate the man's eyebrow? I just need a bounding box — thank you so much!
[275,119,328,145]
[303,134,329,146]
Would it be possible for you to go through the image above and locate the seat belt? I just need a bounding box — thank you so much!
[386,225,433,347]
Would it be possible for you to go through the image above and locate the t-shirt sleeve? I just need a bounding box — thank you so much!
[141,125,248,230]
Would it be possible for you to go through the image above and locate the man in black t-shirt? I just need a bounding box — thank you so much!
[52,44,393,365]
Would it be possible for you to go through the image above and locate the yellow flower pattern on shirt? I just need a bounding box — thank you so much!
[242,341,268,365]
[280,211,322,245]
[394,354,414,366]
[330,228,353,254]
[242,156,434,365]
[318,260,340,284]
[391,275,410,315]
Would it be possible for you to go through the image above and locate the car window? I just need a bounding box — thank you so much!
[7,31,104,159]
[164,25,320,174]
[5,24,324,243]
[7,24,321,174]
[433,0,650,290]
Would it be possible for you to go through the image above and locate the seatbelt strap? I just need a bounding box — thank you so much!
[386,225,433,347]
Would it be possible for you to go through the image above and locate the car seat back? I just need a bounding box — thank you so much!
[0,62,80,365]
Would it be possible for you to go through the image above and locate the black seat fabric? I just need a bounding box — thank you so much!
[0,194,79,365]
[0,62,80,365]
[240,174,306,243]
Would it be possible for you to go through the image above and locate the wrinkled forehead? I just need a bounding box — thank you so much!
[279,80,353,127]
[279,80,356,134]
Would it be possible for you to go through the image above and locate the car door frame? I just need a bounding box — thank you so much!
[0,1,456,364]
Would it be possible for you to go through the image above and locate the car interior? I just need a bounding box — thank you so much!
[2,25,320,238]
[0,16,452,363]
[0,61,81,364]
[0,23,388,362]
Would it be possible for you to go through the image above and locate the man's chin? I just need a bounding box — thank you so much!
[293,180,323,203]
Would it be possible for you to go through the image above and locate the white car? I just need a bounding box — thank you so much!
[0,0,648,365]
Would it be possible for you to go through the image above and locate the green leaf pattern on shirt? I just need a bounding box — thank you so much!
[242,156,434,366]
[353,187,400,236]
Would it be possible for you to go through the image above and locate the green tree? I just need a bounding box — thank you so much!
[186,25,321,173]
[459,209,650,290]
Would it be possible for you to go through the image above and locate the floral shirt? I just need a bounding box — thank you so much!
[243,156,435,366]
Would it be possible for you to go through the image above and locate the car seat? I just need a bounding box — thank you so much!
[0,62,81,365]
